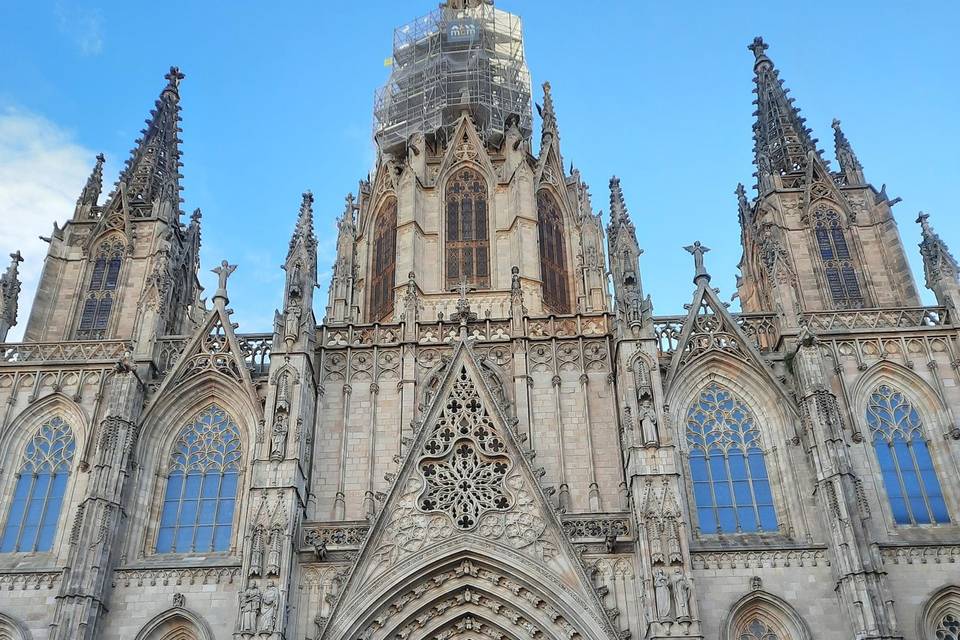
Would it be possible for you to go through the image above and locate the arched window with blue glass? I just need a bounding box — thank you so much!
[685,382,777,534]
[866,384,949,525]
[1,416,76,552]
[156,404,242,553]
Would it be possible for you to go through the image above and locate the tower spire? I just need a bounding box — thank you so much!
[606,177,648,331]
[832,118,865,185]
[749,37,821,188]
[538,81,559,141]
[107,66,185,217]
[0,251,23,342]
[607,176,634,243]
[288,190,317,260]
[75,153,105,218]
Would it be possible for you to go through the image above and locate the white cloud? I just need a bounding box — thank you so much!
[0,107,97,341]
[55,3,104,56]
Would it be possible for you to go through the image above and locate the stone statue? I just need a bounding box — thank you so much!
[258,582,279,633]
[211,260,237,296]
[654,568,672,620]
[672,570,691,620]
[284,301,301,342]
[266,527,282,576]
[270,413,288,461]
[248,525,264,577]
[639,397,659,446]
[239,583,261,632]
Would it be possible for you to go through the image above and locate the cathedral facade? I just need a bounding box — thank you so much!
[1,2,959,639]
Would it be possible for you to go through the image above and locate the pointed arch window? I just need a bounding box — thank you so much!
[1,417,75,552]
[445,167,490,290]
[156,404,242,553]
[686,383,777,534]
[936,613,960,640]
[866,384,949,525]
[537,190,571,313]
[77,238,124,338]
[813,207,863,309]
[369,197,398,321]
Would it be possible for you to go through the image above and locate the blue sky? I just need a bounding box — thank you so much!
[1,1,957,338]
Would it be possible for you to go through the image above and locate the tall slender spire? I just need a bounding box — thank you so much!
[0,251,23,342]
[607,176,635,243]
[749,37,821,185]
[538,81,559,141]
[288,191,317,259]
[606,176,648,330]
[918,212,959,296]
[77,153,105,208]
[832,118,865,185]
[108,66,185,215]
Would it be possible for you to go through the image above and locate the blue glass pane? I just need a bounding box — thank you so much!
[156,528,174,553]
[747,449,768,478]
[159,500,179,528]
[713,480,732,507]
[179,500,198,527]
[758,506,778,531]
[689,454,708,482]
[165,473,183,500]
[693,482,713,506]
[709,454,728,482]
[212,525,232,551]
[717,507,737,533]
[737,507,757,532]
[200,474,220,498]
[198,500,217,525]
[174,526,193,552]
[732,480,752,505]
[220,472,238,497]
[930,496,950,524]
[753,479,773,504]
[184,474,202,499]
[1,476,31,552]
[216,499,235,525]
[889,496,909,524]
[728,450,747,480]
[194,525,214,551]
[697,507,717,533]
[909,496,931,524]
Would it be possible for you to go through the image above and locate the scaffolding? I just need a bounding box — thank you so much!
[373,3,532,154]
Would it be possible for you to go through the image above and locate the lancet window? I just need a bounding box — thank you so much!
[156,404,242,553]
[813,207,863,309]
[0,417,75,552]
[686,383,777,534]
[77,238,124,338]
[369,197,398,321]
[445,167,490,290]
[537,190,571,313]
[866,384,949,525]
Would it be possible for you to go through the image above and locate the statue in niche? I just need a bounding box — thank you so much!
[284,300,301,344]
[672,570,691,620]
[654,568,672,620]
[289,262,303,299]
[238,583,261,632]
[266,526,282,576]
[248,525,264,577]
[638,395,659,446]
[258,582,279,633]
[270,413,288,461]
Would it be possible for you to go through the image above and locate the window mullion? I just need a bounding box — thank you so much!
[907,437,935,523]
[14,473,35,552]
[702,448,721,534]
[888,438,915,524]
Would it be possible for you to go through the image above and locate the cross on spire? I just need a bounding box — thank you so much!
[164,66,185,93]
[684,241,711,285]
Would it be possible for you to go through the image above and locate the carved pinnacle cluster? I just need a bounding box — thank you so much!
[106,66,185,216]
[288,191,317,259]
[0,251,24,339]
[606,176,636,245]
[77,153,105,208]
[538,81,559,140]
[749,37,821,183]
[918,212,959,289]
[832,118,864,184]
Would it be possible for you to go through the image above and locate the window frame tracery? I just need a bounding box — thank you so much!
[684,382,778,535]
[865,383,949,526]
[77,236,125,339]
[921,587,960,640]
[155,404,243,555]
[811,206,864,309]
[444,166,491,290]
[536,189,571,314]
[369,197,398,322]
[0,416,76,553]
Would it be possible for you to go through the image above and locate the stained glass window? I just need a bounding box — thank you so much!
[738,619,781,640]
[936,612,960,640]
[445,167,490,290]
[866,385,949,525]
[537,190,571,313]
[686,383,777,534]
[77,239,124,338]
[369,198,398,322]
[813,208,863,309]
[156,404,242,553]
[1,417,75,552]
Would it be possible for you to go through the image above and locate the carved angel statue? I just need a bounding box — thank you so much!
[638,397,659,446]
[284,300,301,343]
[258,583,280,633]
[672,570,691,620]
[238,583,261,632]
[270,414,288,461]
[654,568,672,620]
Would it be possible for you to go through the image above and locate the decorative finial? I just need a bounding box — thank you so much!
[917,211,931,232]
[77,153,106,209]
[832,117,864,182]
[748,36,769,63]
[211,260,237,304]
[191,208,202,223]
[450,274,478,324]
[164,66,185,92]
[684,241,711,284]
[538,81,558,136]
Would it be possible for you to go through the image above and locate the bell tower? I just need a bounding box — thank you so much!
[736,38,920,318]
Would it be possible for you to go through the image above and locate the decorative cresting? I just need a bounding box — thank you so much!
[369,197,398,322]
[0,416,75,552]
[866,384,949,525]
[537,189,571,313]
[812,206,864,309]
[157,404,242,553]
[76,237,124,339]
[686,383,777,534]
[445,166,490,290]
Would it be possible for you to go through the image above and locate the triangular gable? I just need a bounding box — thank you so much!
[799,151,857,224]
[665,281,797,414]
[534,132,565,193]
[86,182,134,252]
[320,340,621,640]
[435,114,497,183]
[143,304,261,420]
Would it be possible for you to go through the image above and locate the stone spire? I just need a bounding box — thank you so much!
[735,182,751,225]
[606,176,636,247]
[606,177,648,332]
[749,37,821,187]
[107,66,185,218]
[74,153,105,219]
[288,190,317,260]
[538,81,559,142]
[918,212,960,312]
[280,191,317,349]
[326,194,359,325]
[0,251,23,342]
[832,118,865,185]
